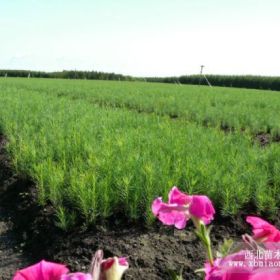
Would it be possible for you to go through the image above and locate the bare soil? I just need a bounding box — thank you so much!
[0,135,33,279]
[255,133,280,147]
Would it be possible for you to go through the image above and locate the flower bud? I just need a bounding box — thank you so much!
[101,257,129,280]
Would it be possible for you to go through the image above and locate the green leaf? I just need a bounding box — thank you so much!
[167,268,184,280]
[217,238,234,258]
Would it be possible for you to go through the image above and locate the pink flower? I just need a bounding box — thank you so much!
[205,250,280,280]
[60,273,92,280]
[152,190,191,229]
[152,186,215,229]
[246,216,280,242]
[250,274,280,280]
[205,251,252,280]
[101,257,129,280]
[13,260,69,280]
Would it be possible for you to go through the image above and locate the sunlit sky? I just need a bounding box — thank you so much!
[1,0,279,77]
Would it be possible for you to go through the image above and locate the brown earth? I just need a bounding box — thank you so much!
[255,133,280,147]
[0,135,33,279]
[0,134,271,280]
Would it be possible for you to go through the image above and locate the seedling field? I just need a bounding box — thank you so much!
[0,78,280,230]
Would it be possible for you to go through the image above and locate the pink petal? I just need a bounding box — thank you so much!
[158,208,188,229]
[246,216,280,242]
[205,251,252,280]
[189,195,215,224]
[13,260,69,280]
[152,197,163,216]
[118,257,128,266]
[168,186,192,205]
[13,273,26,280]
[152,191,190,229]
[223,271,251,280]
[101,258,115,270]
[206,249,280,280]
[251,273,280,280]
[174,214,188,229]
[246,216,272,229]
[61,273,92,280]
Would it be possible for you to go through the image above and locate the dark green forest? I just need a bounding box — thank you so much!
[1,69,280,91]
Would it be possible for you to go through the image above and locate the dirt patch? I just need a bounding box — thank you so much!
[220,123,234,133]
[0,135,33,279]
[48,216,252,280]
[169,113,179,119]
[0,185,31,280]
[0,134,274,280]
[254,133,280,147]
[255,133,271,147]
[273,135,280,143]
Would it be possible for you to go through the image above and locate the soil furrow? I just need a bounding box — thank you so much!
[0,135,31,280]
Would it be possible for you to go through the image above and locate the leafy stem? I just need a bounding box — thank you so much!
[192,217,214,267]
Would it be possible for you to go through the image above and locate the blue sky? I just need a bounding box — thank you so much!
[1,0,279,76]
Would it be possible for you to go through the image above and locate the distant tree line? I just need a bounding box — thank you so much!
[146,75,280,91]
[1,70,280,91]
[0,69,135,81]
